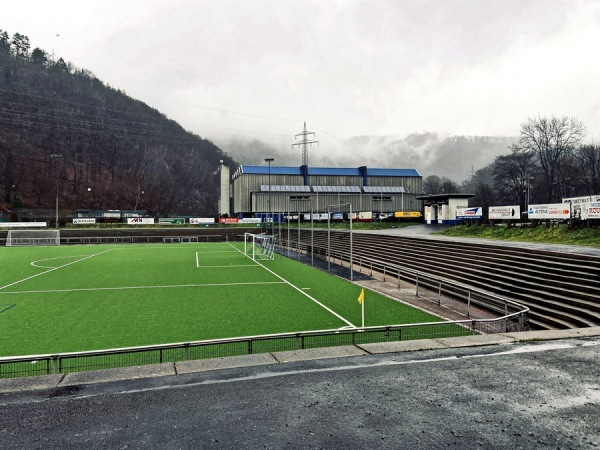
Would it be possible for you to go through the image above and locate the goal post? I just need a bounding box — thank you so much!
[244,232,276,260]
[6,229,61,246]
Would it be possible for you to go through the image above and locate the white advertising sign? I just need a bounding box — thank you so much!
[239,218,262,224]
[73,218,96,224]
[456,207,483,219]
[489,206,520,220]
[127,217,155,225]
[528,203,571,220]
[190,217,215,224]
[582,202,600,220]
[0,222,47,228]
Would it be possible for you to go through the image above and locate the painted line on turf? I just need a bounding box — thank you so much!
[0,249,115,292]
[0,281,287,295]
[31,255,97,269]
[228,243,356,328]
[196,252,199,268]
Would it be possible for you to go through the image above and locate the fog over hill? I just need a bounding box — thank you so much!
[225,133,516,182]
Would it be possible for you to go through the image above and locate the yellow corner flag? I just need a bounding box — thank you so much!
[358,289,364,304]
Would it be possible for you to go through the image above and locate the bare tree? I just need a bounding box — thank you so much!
[517,116,586,202]
[575,144,600,195]
[492,145,538,206]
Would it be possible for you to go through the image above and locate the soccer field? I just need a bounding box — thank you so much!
[0,242,445,357]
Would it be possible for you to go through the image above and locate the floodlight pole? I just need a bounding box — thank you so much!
[265,158,274,236]
[327,202,353,281]
[50,154,63,229]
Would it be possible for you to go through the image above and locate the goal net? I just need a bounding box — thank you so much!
[244,232,276,260]
[6,229,61,246]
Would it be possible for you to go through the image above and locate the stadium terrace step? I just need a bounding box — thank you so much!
[298,230,600,331]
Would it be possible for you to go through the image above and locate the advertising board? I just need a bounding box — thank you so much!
[394,211,422,218]
[159,218,185,225]
[218,218,239,224]
[527,203,571,220]
[127,217,154,225]
[456,207,483,219]
[582,202,600,220]
[239,218,262,224]
[489,206,520,220]
[73,218,96,224]
[190,218,215,224]
[0,222,47,228]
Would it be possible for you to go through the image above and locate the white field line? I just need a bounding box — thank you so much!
[196,252,199,268]
[228,243,356,328]
[201,265,260,268]
[0,249,115,292]
[31,255,95,269]
[0,281,287,295]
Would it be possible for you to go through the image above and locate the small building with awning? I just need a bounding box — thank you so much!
[416,193,475,225]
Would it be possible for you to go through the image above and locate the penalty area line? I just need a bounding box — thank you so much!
[228,243,356,328]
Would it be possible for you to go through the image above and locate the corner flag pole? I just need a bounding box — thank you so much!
[358,288,365,328]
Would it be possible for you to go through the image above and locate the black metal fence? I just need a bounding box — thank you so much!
[0,314,528,380]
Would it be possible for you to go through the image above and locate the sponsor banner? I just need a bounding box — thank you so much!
[528,203,570,220]
[582,202,600,220]
[394,211,422,218]
[332,212,344,220]
[127,217,154,225]
[456,207,483,219]
[489,206,520,220]
[239,218,262,224]
[159,218,185,225]
[219,218,239,224]
[190,217,215,225]
[73,218,96,224]
[358,211,373,221]
[0,222,47,228]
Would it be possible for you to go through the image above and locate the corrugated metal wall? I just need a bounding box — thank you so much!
[232,172,422,215]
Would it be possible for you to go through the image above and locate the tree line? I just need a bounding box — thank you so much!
[0,29,236,216]
[423,115,599,209]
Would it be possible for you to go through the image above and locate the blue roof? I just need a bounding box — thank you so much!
[236,165,420,178]
[240,166,302,176]
[367,168,421,177]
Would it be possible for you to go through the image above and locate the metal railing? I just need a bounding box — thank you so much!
[280,238,528,320]
[0,314,527,379]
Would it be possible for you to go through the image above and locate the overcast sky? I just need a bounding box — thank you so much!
[3,0,600,169]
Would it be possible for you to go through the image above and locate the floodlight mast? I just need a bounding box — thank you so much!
[265,158,274,236]
[50,154,63,229]
[327,203,353,281]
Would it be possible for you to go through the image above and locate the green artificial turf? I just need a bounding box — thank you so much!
[0,242,453,357]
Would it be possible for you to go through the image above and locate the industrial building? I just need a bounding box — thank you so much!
[220,163,423,220]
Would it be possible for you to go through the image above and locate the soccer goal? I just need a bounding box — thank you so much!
[6,229,61,246]
[244,232,276,260]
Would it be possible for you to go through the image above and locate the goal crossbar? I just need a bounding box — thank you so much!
[6,229,60,246]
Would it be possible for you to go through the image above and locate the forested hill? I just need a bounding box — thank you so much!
[0,30,236,216]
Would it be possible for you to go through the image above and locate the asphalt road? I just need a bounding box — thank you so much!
[1,337,599,449]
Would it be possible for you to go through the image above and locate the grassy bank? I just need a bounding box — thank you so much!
[437,224,600,247]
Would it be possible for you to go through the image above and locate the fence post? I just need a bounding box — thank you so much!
[397,269,400,288]
[370,261,373,276]
[385,327,390,342]
[296,334,303,350]
[159,348,163,364]
[52,355,58,374]
[383,265,386,282]
[248,339,253,355]
[438,281,442,306]
[185,343,190,361]
[467,289,471,318]
[415,274,419,297]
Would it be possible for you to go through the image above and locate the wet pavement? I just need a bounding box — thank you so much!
[0,334,598,449]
